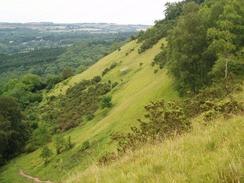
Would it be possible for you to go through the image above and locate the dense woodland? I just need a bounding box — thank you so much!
[139,0,243,94]
[0,32,131,90]
[0,0,243,182]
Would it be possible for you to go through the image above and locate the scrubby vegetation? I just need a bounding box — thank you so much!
[40,146,53,165]
[0,0,243,182]
[102,63,117,76]
[112,100,191,154]
[52,76,113,131]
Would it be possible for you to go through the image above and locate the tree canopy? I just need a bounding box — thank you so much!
[0,96,30,165]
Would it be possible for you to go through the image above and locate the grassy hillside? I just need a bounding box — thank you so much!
[66,115,244,183]
[0,39,178,183]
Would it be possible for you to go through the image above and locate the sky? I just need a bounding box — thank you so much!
[0,0,180,25]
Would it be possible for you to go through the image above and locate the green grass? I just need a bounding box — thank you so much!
[65,115,244,183]
[0,39,178,182]
[1,38,243,183]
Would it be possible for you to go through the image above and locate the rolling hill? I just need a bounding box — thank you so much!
[0,39,179,183]
[1,0,243,182]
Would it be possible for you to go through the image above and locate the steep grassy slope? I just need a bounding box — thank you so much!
[0,40,178,183]
[66,115,244,183]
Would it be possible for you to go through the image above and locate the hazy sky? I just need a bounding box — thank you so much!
[0,0,180,25]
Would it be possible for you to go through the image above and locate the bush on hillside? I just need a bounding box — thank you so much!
[40,146,53,165]
[101,96,112,108]
[25,125,51,152]
[80,141,90,152]
[112,100,191,153]
[102,63,117,76]
[53,135,73,155]
[98,152,117,165]
[54,76,112,131]
[183,82,244,118]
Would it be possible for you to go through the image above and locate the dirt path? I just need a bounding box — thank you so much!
[19,170,54,183]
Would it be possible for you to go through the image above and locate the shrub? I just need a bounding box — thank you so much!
[91,76,101,83]
[65,136,73,150]
[53,135,73,154]
[203,110,218,122]
[80,141,90,152]
[153,48,168,69]
[54,135,65,154]
[98,152,117,165]
[112,100,191,153]
[55,79,112,131]
[112,82,119,88]
[29,125,51,148]
[62,67,73,80]
[86,113,94,121]
[101,96,112,108]
[154,69,158,74]
[40,146,53,165]
[102,63,117,76]
[24,143,38,153]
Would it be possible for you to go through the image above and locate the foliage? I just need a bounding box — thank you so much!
[46,75,62,90]
[65,116,244,183]
[137,1,189,53]
[138,20,175,53]
[98,152,117,165]
[1,74,44,108]
[26,125,51,152]
[50,76,112,131]
[137,0,206,53]
[0,32,132,90]
[102,63,117,76]
[40,146,53,165]
[153,44,168,69]
[62,67,74,80]
[53,135,73,155]
[0,96,30,165]
[112,100,190,153]
[155,0,244,94]
[101,96,112,108]
[207,0,244,79]
[182,80,244,117]
[80,141,90,152]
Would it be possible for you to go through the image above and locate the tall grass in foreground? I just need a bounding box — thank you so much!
[66,116,244,183]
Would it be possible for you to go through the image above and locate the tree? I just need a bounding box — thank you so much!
[0,96,29,165]
[21,74,44,91]
[208,0,244,80]
[40,146,53,165]
[62,67,73,80]
[29,125,51,149]
[167,2,211,94]
[101,96,112,108]
[2,74,44,108]
[46,75,62,90]
[164,2,183,21]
